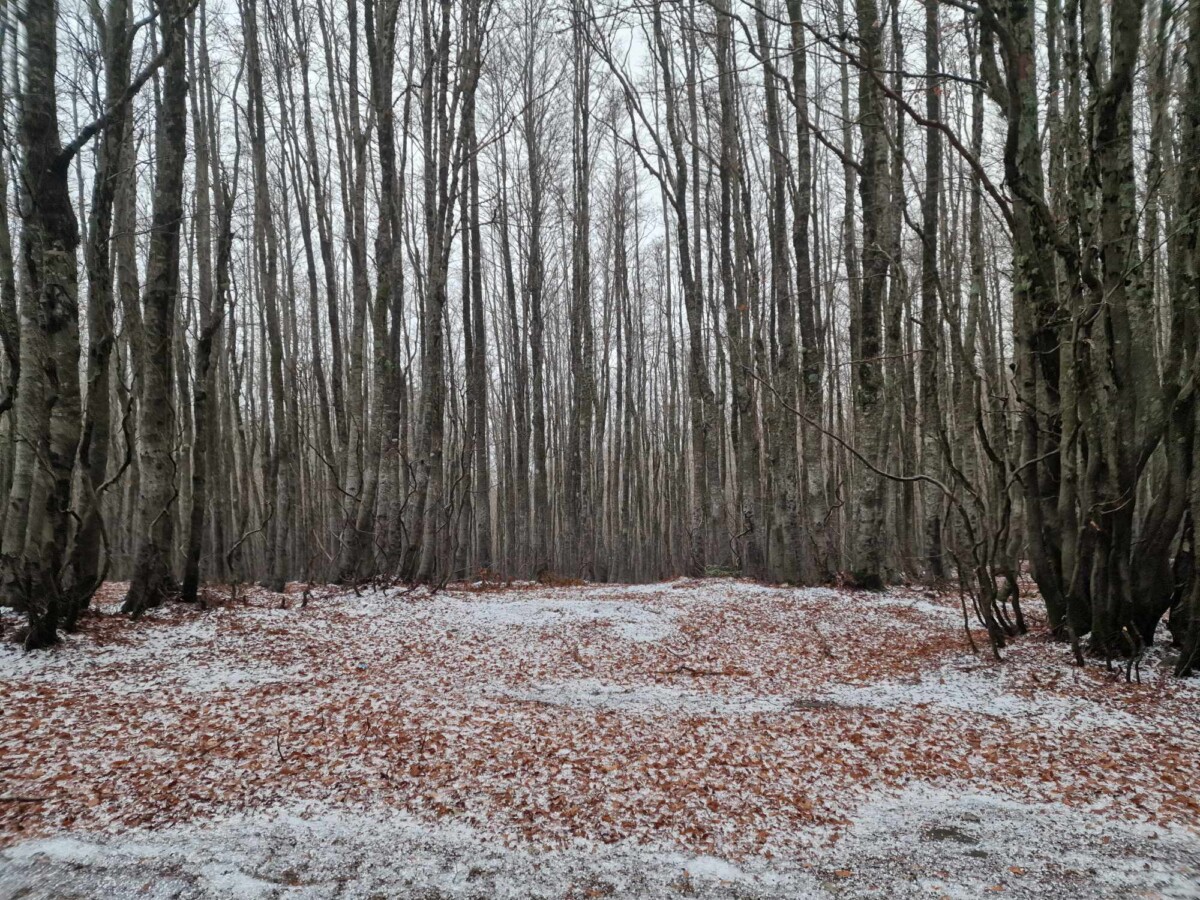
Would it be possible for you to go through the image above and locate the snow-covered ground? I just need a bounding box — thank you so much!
[4,786,1198,899]
[2,579,1198,898]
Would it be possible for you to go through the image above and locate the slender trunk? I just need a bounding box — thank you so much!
[851,0,889,588]
[123,1,190,616]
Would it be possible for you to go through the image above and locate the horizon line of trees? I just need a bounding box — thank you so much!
[0,0,1198,676]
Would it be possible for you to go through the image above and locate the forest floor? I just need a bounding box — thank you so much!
[1,578,1198,899]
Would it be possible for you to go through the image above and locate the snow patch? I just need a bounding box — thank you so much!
[0,627,306,695]
[0,803,818,899]
[823,661,1149,729]
[495,678,793,715]
[683,854,747,881]
[4,788,1197,899]
[868,593,965,620]
[419,595,677,642]
[822,783,1200,899]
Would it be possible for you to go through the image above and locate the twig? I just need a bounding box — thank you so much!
[812,624,836,660]
[658,664,750,677]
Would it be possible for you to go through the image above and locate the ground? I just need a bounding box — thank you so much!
[1,579,1198,899]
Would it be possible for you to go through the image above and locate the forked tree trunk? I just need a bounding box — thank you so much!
[67,0,137,620]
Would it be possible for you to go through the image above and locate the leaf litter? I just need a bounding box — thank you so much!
[1,578,1197,897]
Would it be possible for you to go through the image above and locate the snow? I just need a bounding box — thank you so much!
[0,803,822,899]
[422,594,678,642]
[821,658,1149,729]
[0,602,314,695]
[822,784,1200,899]
[494,677,794,715]
[684,854,747,881]
[3,787,1197,898]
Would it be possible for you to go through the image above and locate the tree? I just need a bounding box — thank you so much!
[123,0,192,616]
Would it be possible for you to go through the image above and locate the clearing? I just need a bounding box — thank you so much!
[1,579,1198,898]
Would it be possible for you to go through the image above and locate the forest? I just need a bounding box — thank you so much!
[2,0,1198,672]
[2,0,1200,893]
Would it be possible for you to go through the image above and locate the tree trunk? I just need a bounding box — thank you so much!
[123,1,190,617]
